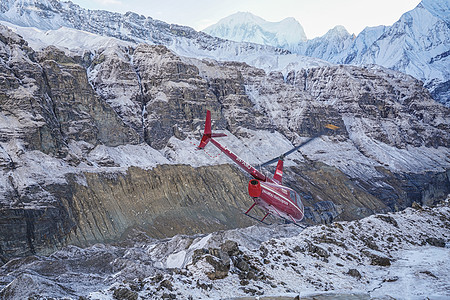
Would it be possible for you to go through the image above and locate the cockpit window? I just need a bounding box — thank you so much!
[290,191,297,204]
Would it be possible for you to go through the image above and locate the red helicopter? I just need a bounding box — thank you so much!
[197,110,339,226]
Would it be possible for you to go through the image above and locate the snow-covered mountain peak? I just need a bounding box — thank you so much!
[278,16,299,25]
[324,25,351,39]
[217,11,266,26]
[203,12,307,48]
[291,1,449,106]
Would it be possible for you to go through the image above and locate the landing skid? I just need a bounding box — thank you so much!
[243,202,272,225]
[243,212,309,228]
[243,201,309,228]
[242,212,272,225]
[280,217,309,229]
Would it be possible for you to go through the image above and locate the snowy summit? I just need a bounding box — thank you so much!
[203,12,307,49]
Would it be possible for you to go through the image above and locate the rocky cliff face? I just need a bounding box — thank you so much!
[0,24,449,262]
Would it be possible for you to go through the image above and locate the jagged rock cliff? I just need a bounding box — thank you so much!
[0,24,449,262]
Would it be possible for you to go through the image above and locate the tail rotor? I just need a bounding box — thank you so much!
[198,110,226,149]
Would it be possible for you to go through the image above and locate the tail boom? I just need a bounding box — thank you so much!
[198,110,269,182]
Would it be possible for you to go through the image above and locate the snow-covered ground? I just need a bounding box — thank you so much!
[1,199,448,299]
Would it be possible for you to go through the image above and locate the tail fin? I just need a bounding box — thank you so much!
[197,110,226,149]
[273,159,284,184]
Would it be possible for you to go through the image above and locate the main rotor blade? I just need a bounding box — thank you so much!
[260,135,319,167]
[260,123,339,168]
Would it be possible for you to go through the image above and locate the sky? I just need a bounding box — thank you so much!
[68,0,422,39]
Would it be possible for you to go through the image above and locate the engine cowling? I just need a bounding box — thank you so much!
[248,179,262,198]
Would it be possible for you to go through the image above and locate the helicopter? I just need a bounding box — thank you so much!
[197,110,338,226]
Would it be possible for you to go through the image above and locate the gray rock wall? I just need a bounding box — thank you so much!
[0,25,448,262]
